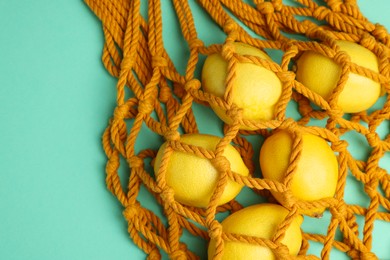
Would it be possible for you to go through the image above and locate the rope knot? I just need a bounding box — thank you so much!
[123,203,140,220]
[164,130,180,141]
[333,50,350,66]
[273,243,292,259]
[366,132,380,146]
[305,23,321,38]
[328,1,341,12]
[170,250,186,260]
[147,249,161,260]
[360,35,376,51]
[208,220,223,240]
[222,42,236,61]
[184,79,201,91]
[279,118,298,130]
[279,190,296,209]
[212,156,231,173]
[330,201,347,219]
[121,56,134,71]
[128,156,143,168]
[272,0,283,12]
[152,56,168,68]
[225,106,243,121]
[224,20,239,41]
[282,40,299,54]
[374,168,387,182]
[257,2,274,15]
[328,108,344,118]
[372,24,388,40]
[160,187,175,203]
[114,104,128,119]
[331,140,348,152]
[313,6,330,21]
[364,180,378,197]
[138,99,154,114]
[188,38,204,49]
[276,71,295,83]
[223,20,238,34]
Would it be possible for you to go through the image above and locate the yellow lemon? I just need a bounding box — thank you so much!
[296,40,381,113]
[259,130,339,217]
[154,134,249,208]
[208,203,303,259]
[201,42,283,129]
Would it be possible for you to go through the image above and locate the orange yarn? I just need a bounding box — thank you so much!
[85,0,390,259]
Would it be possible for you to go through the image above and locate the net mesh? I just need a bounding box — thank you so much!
[85,0,390,259]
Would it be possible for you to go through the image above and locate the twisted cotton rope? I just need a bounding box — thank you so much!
[85,0,390,259]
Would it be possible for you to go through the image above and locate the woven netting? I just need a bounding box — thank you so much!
[85,0,390,259]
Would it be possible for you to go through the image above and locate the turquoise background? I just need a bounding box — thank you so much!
[0,0,389,259]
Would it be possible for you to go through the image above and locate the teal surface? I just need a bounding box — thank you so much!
[0,0,389,259]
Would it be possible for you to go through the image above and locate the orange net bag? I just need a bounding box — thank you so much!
[85,0,390,259]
